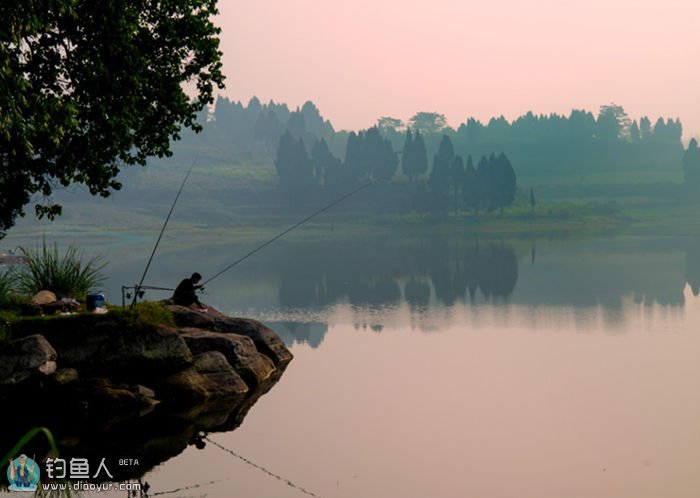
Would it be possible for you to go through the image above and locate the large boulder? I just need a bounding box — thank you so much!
[168,305,293,368]
[179,328,275,389]
[0,334,57,385]
[157,351,249,405]
[11,315,193,379]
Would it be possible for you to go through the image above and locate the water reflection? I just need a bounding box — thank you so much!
[685,238,700,296]
[209,235,700,353]
[276,239,519,311]
[268,321,328,349]
[0,378,281,486]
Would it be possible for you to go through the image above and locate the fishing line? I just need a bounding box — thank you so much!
[204,436,322,498]
[150,476,233,496]
[202,180,374,286]
[130,156,198,308]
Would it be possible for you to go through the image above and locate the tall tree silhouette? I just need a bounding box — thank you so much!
[275,132,312,196]
[365,127,398,181]
[344,131,367,182]
[463,155,479,213]
[475,156,491,212]
[410,131,429,180]
[451,155,465,203]
[311,138,340,186]
[401,129,415,179]
[597,104,630,141]
[683,138,700,190]
[491,153,517,213]
[429,135,454,196]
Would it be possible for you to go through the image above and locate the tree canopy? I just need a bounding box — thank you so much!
[0,0,225,235]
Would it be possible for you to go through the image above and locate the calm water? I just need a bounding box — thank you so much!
[4,231,700,497]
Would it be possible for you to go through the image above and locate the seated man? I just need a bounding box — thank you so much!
[172,272,205,309]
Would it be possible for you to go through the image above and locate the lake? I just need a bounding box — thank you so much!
[3,230,700,498]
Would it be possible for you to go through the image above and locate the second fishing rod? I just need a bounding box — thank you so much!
[201,179,376,287]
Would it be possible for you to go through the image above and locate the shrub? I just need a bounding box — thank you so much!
[17,239,106,298]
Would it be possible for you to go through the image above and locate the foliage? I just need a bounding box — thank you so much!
[0,311,13,342]
[597,104,632,140]
[409,112,447,135]
[376,117,405,134]
[2,426,69,496]
[0,0,225,235]
[0,266,15,304]
[16,240,106,298]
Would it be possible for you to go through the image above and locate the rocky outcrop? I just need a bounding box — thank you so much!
[10,316,194,378]
[169,305,293,368]
[158,351,250,404]
[0,305,292,484]
[1,306,291,411]
[0,334,57,385]
[179,328,276,388]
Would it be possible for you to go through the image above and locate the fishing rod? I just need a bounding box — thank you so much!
[202,179,375,286]
[130,156,198,308]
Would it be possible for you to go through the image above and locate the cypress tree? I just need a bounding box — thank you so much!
[401,129,415,179]
[463,155,478,214]
[413,131,428,179]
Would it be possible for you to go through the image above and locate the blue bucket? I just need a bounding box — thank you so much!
[86,293,105,311]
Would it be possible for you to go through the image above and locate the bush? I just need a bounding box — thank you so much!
[17,239,106,298]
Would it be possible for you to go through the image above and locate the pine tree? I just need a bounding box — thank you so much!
[463,155,478,214]
[275,132,313,195]
[311,138,340,186]
[475,155,491,212]
[412,131,428,179]
[344,131,365,183]
[683,138,700,189]
[429,135,454,196]
[401,130,415,180]
[451,155,465,204]
[492,153,517,213]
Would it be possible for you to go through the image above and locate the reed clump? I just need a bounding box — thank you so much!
[16,239,106,298]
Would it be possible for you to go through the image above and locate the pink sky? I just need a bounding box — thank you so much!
[216,0,699,140]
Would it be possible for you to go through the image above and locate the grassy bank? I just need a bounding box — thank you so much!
[4,156,700,257]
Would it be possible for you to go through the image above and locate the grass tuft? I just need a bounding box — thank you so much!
[16,238,106,298]
[0,266,15,304]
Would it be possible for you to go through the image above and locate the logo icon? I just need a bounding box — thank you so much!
[6,454,40,492]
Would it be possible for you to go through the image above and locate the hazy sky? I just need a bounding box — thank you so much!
[216,0,699,139]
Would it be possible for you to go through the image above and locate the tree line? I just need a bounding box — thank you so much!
[275,127,517,214]
[190,98,686,178]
